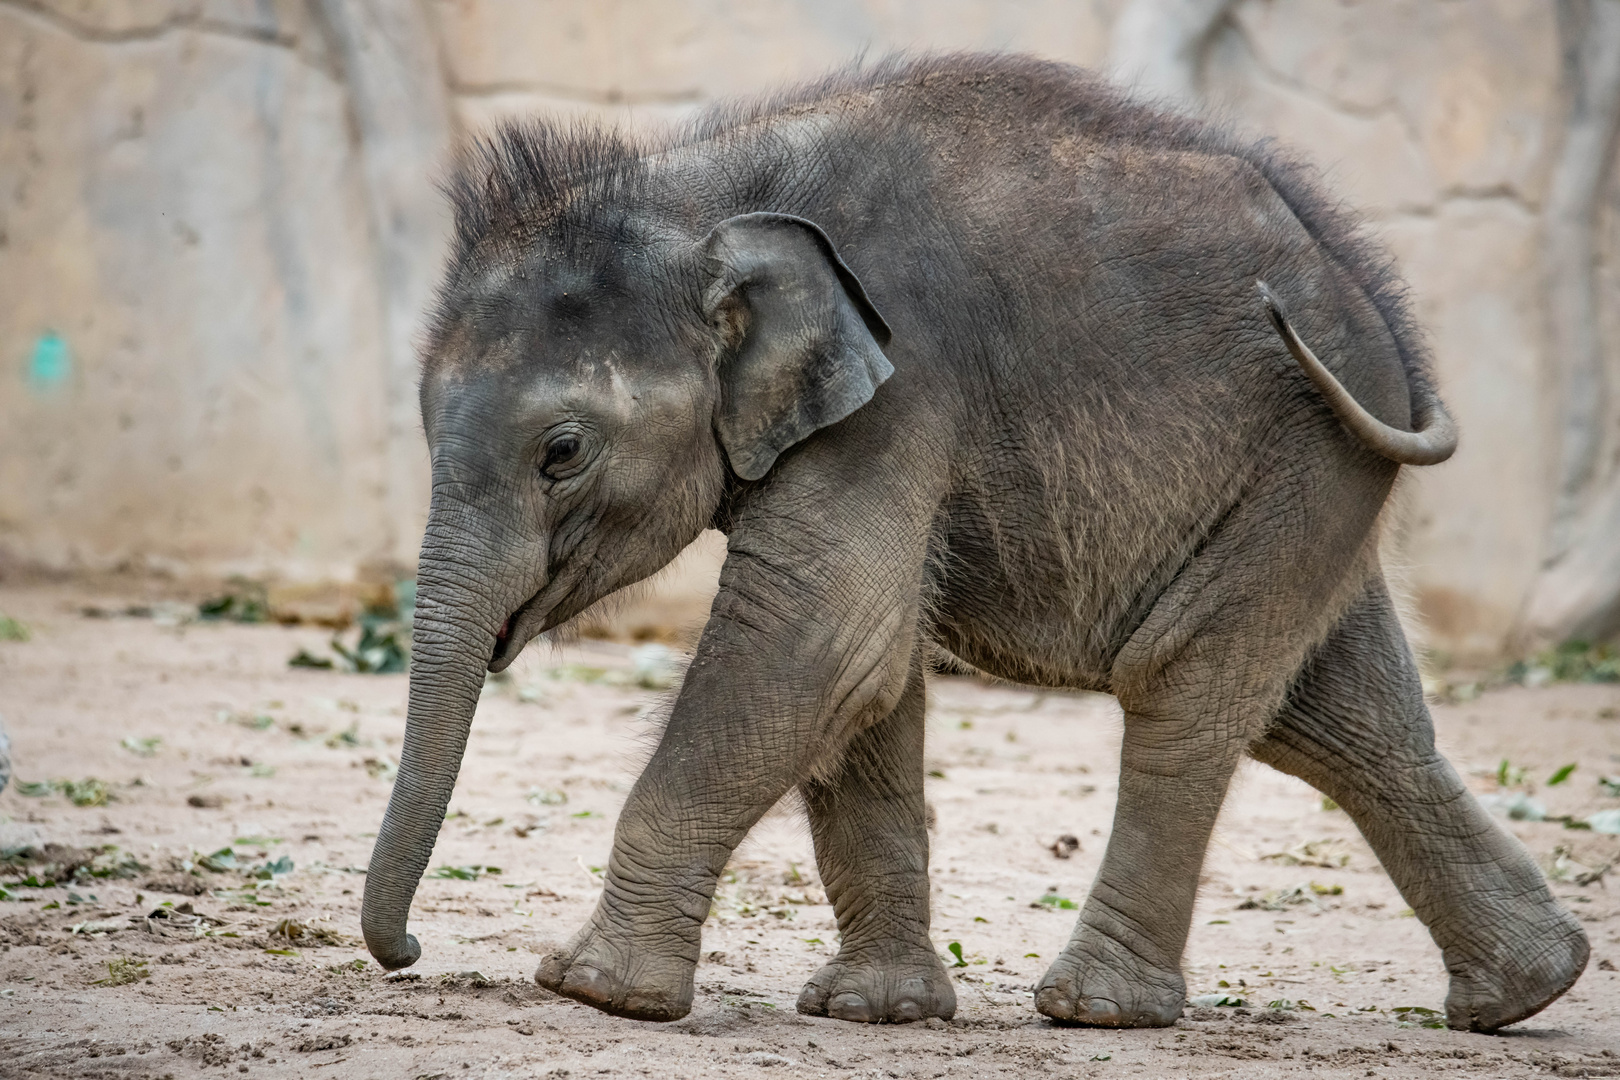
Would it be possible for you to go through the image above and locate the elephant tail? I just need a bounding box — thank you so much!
[1256,280,1458,467]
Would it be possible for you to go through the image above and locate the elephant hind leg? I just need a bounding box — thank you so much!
[1250,578,1588,1032]
[797,656,956,1023]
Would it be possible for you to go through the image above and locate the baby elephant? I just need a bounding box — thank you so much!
[361,54,1587,1031]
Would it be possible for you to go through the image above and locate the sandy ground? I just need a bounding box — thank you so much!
[0,579,1618,1080]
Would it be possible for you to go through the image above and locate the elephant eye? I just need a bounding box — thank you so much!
[541,433,583,480]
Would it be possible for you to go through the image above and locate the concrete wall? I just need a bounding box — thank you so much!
[2,0,1615,659]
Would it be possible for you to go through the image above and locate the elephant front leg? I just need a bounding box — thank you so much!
[533,831,726,1021]
[533,444,939,1021]
[797,660,956,1023]
[534,590,921,1021]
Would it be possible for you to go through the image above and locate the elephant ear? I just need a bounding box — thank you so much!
[701,212,894,481]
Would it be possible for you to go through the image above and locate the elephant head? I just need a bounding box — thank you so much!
[361,206,893,970]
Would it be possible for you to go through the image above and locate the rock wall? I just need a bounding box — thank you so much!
[2,0,1615,659]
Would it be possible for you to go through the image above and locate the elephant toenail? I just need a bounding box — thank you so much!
[796,984,830,1016]
[891,999,923,1022]
[1035,986,1077,1021]
[1083,997,1123,1022]
[829,991,875,1022]
[534,953,569,988]
[623,989,682,1021]
[560,964,613,1004]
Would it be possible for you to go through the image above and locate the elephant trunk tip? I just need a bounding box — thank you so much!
[366,931,422,971]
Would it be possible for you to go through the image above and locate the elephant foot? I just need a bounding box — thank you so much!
[1442,904,1588,1032]
[534,920,696,1022]
[796,942,956,1023]
[1034,927,1185,1028]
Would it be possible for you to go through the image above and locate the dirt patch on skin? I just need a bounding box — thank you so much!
[0,579,1617,1078]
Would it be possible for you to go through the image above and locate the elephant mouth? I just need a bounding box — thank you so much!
[489,591,547,673]
[487,558,599,673]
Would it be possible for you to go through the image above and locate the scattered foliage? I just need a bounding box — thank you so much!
[1261,840,1350,868]
[120,736,161,757]
[0,613,30,641]
[15,778,112,806]
[1495,758,1529,789]
[1266,999,1314,1011]
[198,579,270,623]
[330,613,410,673]
[1392,1005,1446,1029]
[252,856,294,880]
[1237,883,1341,910]
[219,710,275,730]
[96,957,150,986]
[1189,993,1246,1007]
[1546,845,1612,886]
[429,865,500,881]
[1507,640,1620,686]
[271,918,355,947]
[325,722,364,749]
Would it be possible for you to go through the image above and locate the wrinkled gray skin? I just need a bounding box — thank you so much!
[362,55,1587,1032]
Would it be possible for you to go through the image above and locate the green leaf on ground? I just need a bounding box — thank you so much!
[96,957,150,986]
[198,580,270,623]
[325,722,363,748]
[16,778,112,806]
[1548,763,1577,786]
[946,941,968,968]
[1506,641,1620,686]
[252,855,294,880]
[195,847,237,873]
[328,614,410,674]
[1189,993,1246,1007]
[1392,1005,1445,1029]
[429,865,500,881]
[1496,758,1529,788]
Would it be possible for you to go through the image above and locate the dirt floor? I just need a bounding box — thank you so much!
[1,579,1618,1079]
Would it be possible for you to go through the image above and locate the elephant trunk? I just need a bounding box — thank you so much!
[361,514,519,970]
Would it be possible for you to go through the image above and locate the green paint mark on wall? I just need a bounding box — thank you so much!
[28,332,71,392]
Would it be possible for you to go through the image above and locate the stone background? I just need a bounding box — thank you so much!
[2,0,1618,660]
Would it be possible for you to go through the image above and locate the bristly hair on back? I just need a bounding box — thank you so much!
[436,51,1433,399]
[441,119,654,267]
[435,52,924,272]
